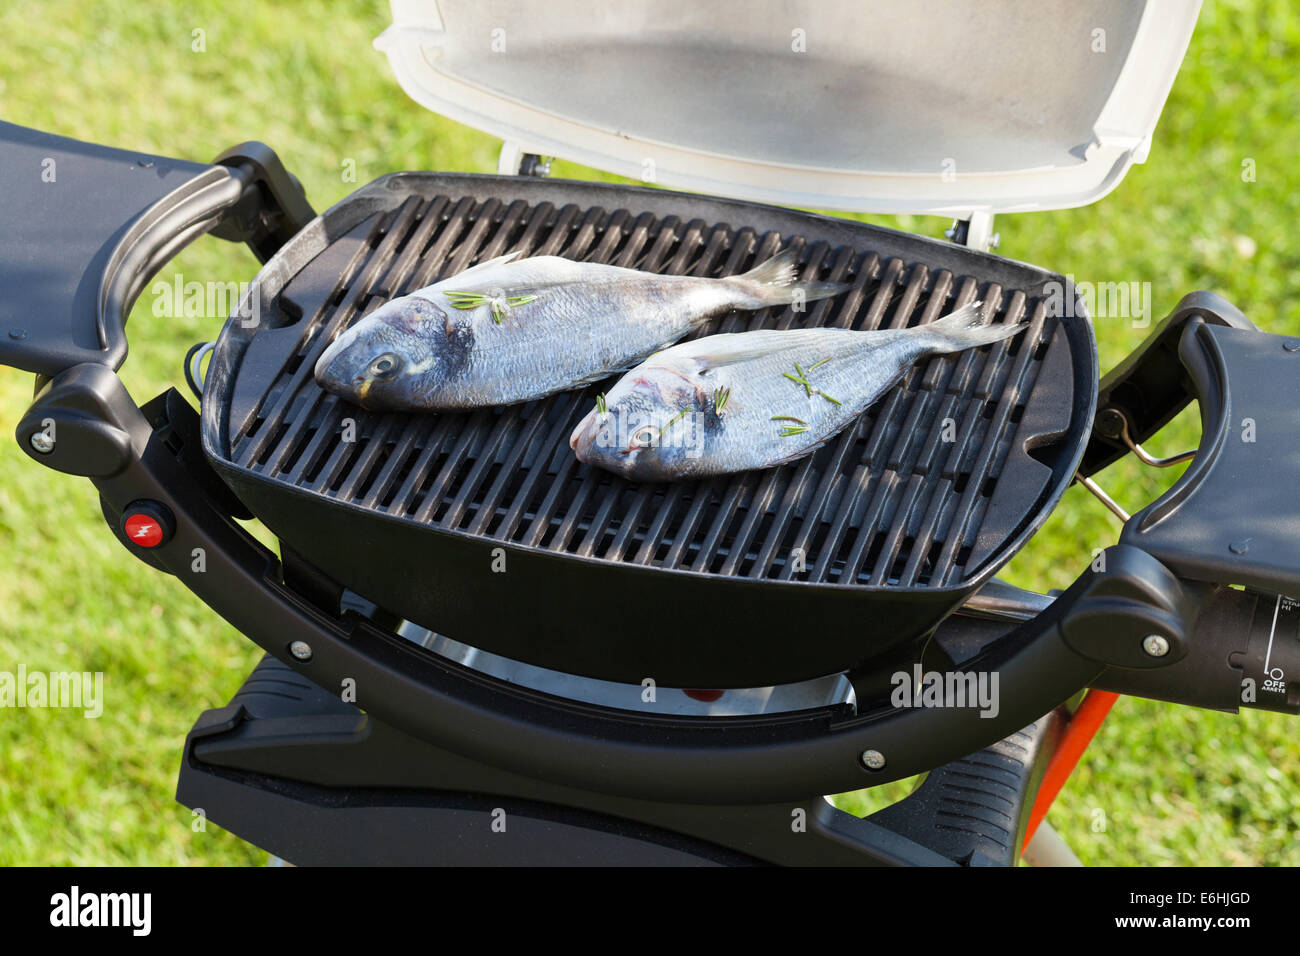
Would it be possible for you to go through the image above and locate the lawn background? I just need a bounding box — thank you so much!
[0,0,1296,865]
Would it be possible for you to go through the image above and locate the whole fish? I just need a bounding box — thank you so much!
[313,249,848,410]
[569,301,1027,480]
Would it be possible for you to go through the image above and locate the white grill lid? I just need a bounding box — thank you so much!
[376,0,1200,215]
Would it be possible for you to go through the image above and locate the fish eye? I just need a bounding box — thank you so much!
[630,425,657,449]
[368,353,403,380]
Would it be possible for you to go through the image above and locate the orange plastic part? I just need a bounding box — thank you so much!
[1022,690,1119,851]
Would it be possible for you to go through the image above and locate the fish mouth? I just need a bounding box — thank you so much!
[317,325,369,390]
[313,328,357,383]
[569,413,598,460]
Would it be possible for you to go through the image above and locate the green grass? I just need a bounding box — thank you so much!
[0,0,1297,865]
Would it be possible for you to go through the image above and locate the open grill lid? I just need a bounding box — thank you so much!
[375,0,1200,215]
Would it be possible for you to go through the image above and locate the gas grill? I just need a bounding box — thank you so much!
[3,0,1298,866]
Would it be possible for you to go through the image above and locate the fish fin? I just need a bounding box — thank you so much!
[666,329,848,369]
[443,251,523,281]
[726,248,851,308]
[917,301,1028,353]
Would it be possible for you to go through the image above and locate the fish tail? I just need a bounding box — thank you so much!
[725,247,851,308]
[916,300,1027,353]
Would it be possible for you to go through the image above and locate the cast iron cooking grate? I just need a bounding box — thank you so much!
[222,188,1064,590]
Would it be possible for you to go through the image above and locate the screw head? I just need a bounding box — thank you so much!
[289,640,313,661]
[1142,634,1170,657]
[860,749,886,771]
[29,431,54,454]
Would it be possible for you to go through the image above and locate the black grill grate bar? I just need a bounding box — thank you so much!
[438,197,504,279]
[934,298,1052,587]
[685,236,824,576]
[385,419,453,517]
[668,232,793,571]
[463,402,551,536]
[631,226,767,566]
[764,256,946,583]
[723,243,856,578]
[493,390,585,542]
[360,415,435,511]
[774,250,887,582]
[412,204,562,526]
[516,213,695,552]
[891,289,1030,586]
[594,224,736,561]
[550,217,710,556]
[281,396,345,486]
[874,289,1031,586]
[333,414,402,501]
[409,407,490,524]
[842,285,1011,585]
[405,195,480,289]
[827,265,954,584]
[234,197,423,469]
[439,406,524,529]
[373,195,449,298]
[804,257,914,581]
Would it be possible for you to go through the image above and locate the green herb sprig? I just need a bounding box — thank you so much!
[659,406,692,437]
[783,358,841,405]
[444,290,539,325]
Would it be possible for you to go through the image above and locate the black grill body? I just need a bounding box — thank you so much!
[201,173,1097,686]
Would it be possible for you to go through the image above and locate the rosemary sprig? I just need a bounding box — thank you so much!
[784,358,840,405]
[444,290,539,325]
[659,405,692,437]
[771,415,808,425]
[778,425,809,437]
[782,369,814,396]
[713,386,731,414]
[595,392,608,415]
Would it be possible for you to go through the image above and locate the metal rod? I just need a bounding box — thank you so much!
[1075,473,1130,522]
[1113,411,1196,468]
[1022,820,1083,867]
[960,579,1055,622]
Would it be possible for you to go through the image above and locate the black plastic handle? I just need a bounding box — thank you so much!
[1079,291,1257,476]
[0,122,234,377]
[0,123,316,379]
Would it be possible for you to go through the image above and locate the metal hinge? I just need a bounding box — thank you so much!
[945,211,1000,253]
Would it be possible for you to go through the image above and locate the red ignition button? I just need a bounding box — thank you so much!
[684,689,725,703]
[122,501,174,548]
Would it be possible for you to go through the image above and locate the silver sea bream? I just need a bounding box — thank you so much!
[570,301,1028,480]
[313,248,847,410]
